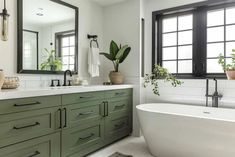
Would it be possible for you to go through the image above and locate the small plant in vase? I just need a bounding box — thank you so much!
[100,40,131,84]
[144,64,183,95]
[218,49,235,80]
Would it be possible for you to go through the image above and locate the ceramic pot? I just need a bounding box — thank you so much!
[226,70,235,80]
[109,71,124,85]
[0,70,5,89]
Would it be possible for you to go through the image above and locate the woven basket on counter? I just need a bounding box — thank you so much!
[2,77,20,89]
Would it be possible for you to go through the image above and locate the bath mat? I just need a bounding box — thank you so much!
[108,152,133,157]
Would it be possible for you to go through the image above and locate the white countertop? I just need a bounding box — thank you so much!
[0,85,134,100]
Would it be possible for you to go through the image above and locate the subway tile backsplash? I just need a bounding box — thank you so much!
[15,75,104,89]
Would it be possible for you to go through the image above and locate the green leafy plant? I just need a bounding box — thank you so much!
[144,64,183,96]
[100,40,131,72]
[41,49,63,71]
[218,49,235,71]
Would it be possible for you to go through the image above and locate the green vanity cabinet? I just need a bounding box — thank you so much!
[0,88,133,157]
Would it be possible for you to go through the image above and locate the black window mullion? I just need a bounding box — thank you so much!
[193,7,207,77]
[156,15,163,67]
[176,16,179,74]
[224,8,227,67]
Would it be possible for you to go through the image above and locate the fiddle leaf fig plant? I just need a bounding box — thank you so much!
[144,64,183,96]
[218,49,235,71]
[100,40,131,72]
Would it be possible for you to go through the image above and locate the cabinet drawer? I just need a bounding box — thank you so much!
[105,116,131,145]
[108,99,130,117]
[66,101,104,127]
[0,96,61,115]
[105,89,132,98]
[0,133,60,157]
[62,92,104,105]
[0,107,59,148]
[62,121,104,157]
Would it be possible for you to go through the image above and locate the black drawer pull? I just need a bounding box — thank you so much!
[79,96,93,99]
[28,151,40,157]
[13,122,40,130]
[105,101,109,117]
[58,109,62,129]
[115,92,125,96]
[64,108,67,128]
[114,104,126,109]
[115,122,125,129]
[79,111,94,116]
[79,133,94,140]
[14,101,41,107]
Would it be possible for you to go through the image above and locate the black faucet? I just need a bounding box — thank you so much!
[205,78,223,108]
[63,70,72,86]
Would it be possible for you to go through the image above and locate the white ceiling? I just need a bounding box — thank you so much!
[23,0,75,26]
[91,0,128,6]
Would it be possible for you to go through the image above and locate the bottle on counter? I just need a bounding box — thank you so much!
[0,69,5,90]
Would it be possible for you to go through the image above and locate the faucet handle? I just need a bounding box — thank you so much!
[51,79,61,87]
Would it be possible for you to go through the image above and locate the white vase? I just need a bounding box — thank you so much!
[0,70,5,89]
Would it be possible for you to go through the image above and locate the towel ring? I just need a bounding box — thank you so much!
[90,39,99,48]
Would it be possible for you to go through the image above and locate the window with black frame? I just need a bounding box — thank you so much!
[207,7,235,73]
[161,13,193,74]
[153,1,235,78]
[55,31,75,71]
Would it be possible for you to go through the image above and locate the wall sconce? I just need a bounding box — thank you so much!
[0,0,9,41]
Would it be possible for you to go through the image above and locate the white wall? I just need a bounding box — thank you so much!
[66,0,105,83]
[103,0,141,136]
[142,0,235,109]
[0,0,105,88]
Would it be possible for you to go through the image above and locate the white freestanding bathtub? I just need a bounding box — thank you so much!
[137,103,235,157]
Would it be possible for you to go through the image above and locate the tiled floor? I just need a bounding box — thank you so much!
[88,136,154,157]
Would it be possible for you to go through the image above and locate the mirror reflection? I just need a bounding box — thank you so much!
[22,0,77,72]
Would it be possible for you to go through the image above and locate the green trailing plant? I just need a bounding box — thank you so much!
[218,49,235,71]
[144,64,183,96]
[41,49,63,71]
[100,40,131,72]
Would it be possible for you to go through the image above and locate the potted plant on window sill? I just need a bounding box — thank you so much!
[218,50,235,80]
[100,40,131,85]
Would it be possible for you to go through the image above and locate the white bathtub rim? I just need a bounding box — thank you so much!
[137,103,235,123]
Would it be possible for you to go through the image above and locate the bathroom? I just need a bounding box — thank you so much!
[0,0,235,156]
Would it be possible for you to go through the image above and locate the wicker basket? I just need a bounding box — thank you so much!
[2,77,20,89]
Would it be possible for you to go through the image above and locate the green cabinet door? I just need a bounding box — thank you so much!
[0,107,60,148]
[104,89,133,145]
[104,115,131,145]
[0,96,61,115]
[61,120,104,157]
[62,92,105,105]
[64,100,105,128]
[0,133,60,157]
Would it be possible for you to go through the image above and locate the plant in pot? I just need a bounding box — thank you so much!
[144,64,183,95]
[218,49,235,80]
[100,40,131,84]
[41,48,63,71]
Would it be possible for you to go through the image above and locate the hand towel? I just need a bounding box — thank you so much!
[88,47,100,77]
